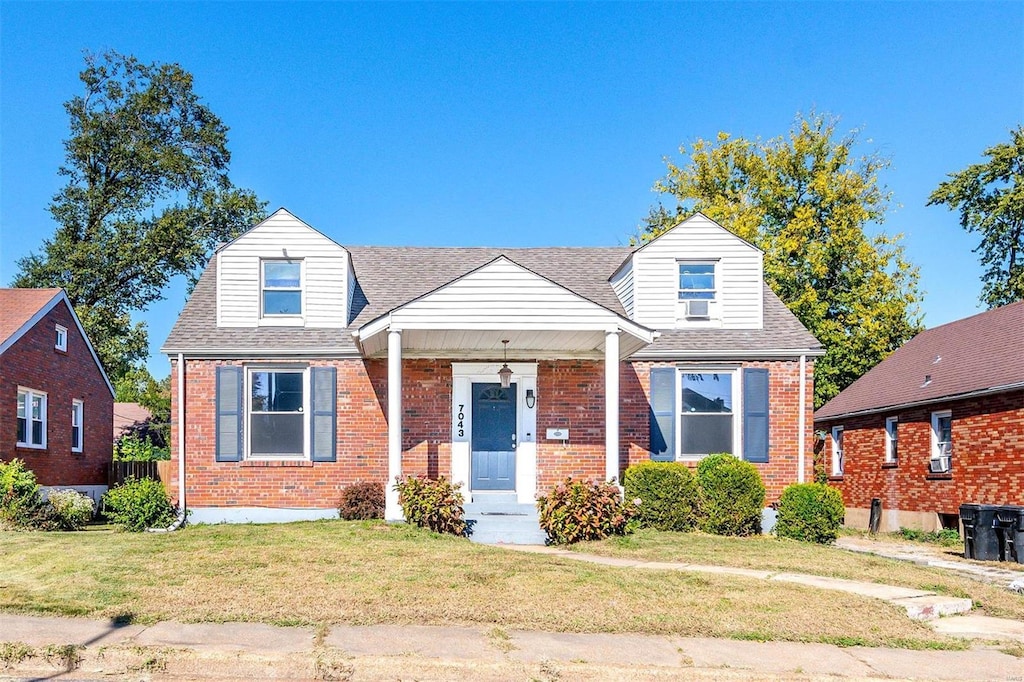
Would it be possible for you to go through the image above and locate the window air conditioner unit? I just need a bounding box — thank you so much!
[929,456,951,474]
[685,299,710,319]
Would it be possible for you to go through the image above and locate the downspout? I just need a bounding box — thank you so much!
[149,353,187,533]
[177,352,186,511]
[798,353,806,483]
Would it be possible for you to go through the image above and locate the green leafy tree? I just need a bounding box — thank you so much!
[928,126,1024,308]
[13,51,266,381]
[639,113,922,406]
[114,365,171,446]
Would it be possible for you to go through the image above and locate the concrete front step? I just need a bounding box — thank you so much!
[466,494,546,545]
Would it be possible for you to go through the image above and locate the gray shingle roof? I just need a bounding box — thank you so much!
[162,247,821,357]
[815,301,1024,420]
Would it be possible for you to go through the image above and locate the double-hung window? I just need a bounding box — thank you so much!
[831,426,844,476]
[261,260,302,317]
[680,371,734,457]
[884,416,898,464]
[930,410,952,473]
[71,400,84,452]
[678,261,716,319]
[249,369,306,458]
[17,388,47,448]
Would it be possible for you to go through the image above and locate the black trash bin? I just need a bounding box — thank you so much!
[960,503,1002,561]
[993,505,1024,564]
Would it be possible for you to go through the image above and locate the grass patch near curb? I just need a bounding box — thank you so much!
[580,529,1024,621]
[0,521,969,649]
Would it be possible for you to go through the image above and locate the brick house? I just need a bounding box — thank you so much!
[815,301,1024,532]
[1,288,114,503]
[162,209,822,539]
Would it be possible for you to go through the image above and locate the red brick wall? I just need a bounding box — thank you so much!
[818,390,1024,515]
[0,301,113,486]
[622,360,814,504]
[171,356,813,508]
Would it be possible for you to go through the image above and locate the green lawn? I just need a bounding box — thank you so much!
[0,520,1000,649]
[578,529,1024,621]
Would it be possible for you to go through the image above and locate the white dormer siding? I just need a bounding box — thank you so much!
[217,209,349,328]
[610,261,635,317]
[629,214,763,330]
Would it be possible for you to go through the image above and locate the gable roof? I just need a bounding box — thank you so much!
[816,301,1024,420]
[0,288,115,397]
[0,288,63,349]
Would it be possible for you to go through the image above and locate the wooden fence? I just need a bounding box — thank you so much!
[108,460,172,488]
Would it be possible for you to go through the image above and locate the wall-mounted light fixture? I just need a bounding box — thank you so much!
[498,339,513,389]
[525,388,536,409]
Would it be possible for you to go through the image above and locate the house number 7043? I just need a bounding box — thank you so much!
[456,404,465,437]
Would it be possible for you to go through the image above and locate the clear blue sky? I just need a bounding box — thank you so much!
[2,2,1022,379]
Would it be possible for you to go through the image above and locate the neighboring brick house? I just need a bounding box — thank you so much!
[162,209,822,539]
[1,288,114,503]
[815,301,1024,532]
[113,402,154,442]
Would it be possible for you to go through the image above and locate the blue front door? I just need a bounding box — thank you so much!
[471,383,517,490]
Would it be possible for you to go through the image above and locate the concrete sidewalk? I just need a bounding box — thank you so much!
[1,613,1023,681]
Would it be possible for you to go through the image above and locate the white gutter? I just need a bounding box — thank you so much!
[177,353,186,514]
[631,348,827,360]
[798,354,806,483]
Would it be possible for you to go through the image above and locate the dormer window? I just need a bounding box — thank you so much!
[262,260,302,317]
[678,261,716,319]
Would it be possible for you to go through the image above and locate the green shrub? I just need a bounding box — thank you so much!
[536,477,638,546]
[114,433,169,461]
[696,453,766,536]
[898,527,961,547]
[774,483,845,544]
[338,481,385,520]
[394,475,466,536]
[623,461,699,532]
[102,477,176,532]
[46,489,95,531]
[0,459,45,529]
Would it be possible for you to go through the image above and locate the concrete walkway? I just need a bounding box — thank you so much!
[836,535,1024,588]
[1,613,1023,681]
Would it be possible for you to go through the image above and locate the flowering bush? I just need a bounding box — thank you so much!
[46,489,95,530]
[395,475,466,536]
[536,477,638,545]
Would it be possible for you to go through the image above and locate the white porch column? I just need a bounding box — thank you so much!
[605,330,620,484]
[385,328,403,521]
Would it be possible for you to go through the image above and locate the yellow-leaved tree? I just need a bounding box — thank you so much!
[639,113,923,407]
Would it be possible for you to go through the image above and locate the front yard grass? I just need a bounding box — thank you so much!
[0,520,1004,649]
[579,529,1024,621]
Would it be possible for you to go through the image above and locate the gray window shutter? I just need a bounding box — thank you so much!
[310,367,337,462]
[743,368,770,463]
[649,367,676,461]
[216,366,243,462]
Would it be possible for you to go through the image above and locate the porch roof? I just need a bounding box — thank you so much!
[354,256,657,359]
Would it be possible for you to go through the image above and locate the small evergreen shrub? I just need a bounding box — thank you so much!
[338,481,385,520]
[536,477,638,546]
[0,459,45,529]
[394,475,466,536]
[623,461,699,532]
[46,489,95,531]
[774,483,845,544]
[696,453,766,536]
[102,477,176,532]
[114,433,169,461]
